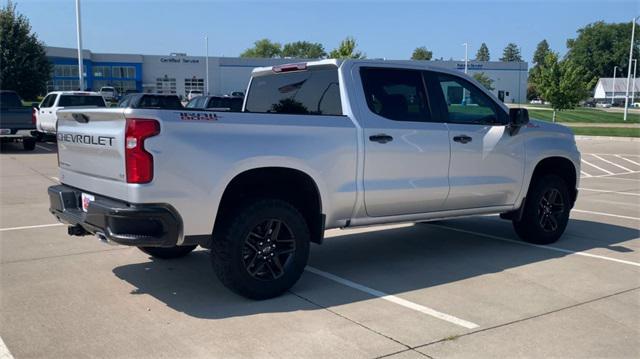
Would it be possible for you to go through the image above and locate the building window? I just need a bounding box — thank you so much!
[93,66,111,78]
[184,77,204,96]
[156,77,176,94]
[48,79,80,91]
[112,66,136,79]
[53,64,79,77]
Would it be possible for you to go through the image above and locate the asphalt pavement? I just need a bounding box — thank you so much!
[0,138,638,358]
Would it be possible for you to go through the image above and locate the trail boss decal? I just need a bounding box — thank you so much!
[57,133,115,147]
[179,112,218,121]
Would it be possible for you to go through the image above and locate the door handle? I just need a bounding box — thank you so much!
[453,135,472,144]
[369,134,393,144]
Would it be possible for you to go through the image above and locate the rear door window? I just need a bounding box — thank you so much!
[244,68,342,115]
[360,67,432,122]
[58,95,107,107]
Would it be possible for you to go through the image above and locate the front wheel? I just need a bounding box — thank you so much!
[211,199,310,300]
[138,245,197,259]
[513,174,571,244]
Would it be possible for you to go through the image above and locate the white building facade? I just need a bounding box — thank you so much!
[46,46,528,103]
[593,77,639,103]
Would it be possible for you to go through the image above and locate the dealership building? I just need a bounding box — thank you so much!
[46,46,528,103]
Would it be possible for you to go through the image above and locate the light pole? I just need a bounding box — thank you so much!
[612,66,619,105]
[632,59,637,104]
[205,35,209,96]
[462,43,468,74]
[624,16,638,121]
[75,0,84,90]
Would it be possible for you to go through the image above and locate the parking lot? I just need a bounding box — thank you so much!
[0,138,638,358]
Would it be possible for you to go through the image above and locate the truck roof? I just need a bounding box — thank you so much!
[251,59,472,78]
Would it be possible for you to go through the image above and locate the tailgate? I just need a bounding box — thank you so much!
[57,109,127,182]
[0,108,34,130]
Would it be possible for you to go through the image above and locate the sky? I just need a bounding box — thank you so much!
[10,0,639,64]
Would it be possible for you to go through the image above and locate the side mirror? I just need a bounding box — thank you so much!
[32,102,40,110]
[509,108,529,127]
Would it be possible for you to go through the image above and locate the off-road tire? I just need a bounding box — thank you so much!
[211,198,310,300]
[513,174,571,244]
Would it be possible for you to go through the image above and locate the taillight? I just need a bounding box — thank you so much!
[125,118,160,183]
[32,107,37,125]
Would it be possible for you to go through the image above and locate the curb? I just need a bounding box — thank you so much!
[574,135,640,142]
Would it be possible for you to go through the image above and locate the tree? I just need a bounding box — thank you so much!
[537,52,589,122]
[329,37,365,59]
[528,39,552,100]
[240,39,281,58]
[500,43,522,62]
[532,39,551,66]
[475,43,490,61]
[472,72,494,91]
[411,46,432,61]
[0,0,51,99]
[566,21,640,88]
[281,41,326,59]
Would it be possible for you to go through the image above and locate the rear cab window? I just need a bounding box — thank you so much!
[244,66,342,116]
[58,95,107,107]
[0,92,23,108]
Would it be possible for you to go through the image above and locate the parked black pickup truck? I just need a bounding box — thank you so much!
[0,90,36,151]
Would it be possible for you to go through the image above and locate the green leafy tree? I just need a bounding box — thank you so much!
[472,72,494,91]
[329,37,365,59]
[240,39,282,58]
[566,21,640,88]
[0,0,51,99]
[281,41,326,59]
[411,46,432,61]
[528,39,552,100]
[537,52,589,122]
[500,43,522,62]
[475,43,490,61]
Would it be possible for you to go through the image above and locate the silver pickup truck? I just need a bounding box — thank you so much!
[48,60,580,299]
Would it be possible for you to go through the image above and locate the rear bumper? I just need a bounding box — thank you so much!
[48,184,182,247]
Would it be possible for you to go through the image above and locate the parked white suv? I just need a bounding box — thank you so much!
[36,91,106,135]
[49,60,580,299]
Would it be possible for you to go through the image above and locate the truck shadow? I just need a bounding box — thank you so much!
[0,141,56,154]
[112,217,639,319]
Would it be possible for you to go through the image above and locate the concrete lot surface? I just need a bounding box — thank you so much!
[0,139,639,358]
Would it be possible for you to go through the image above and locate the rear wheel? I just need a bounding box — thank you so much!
[513,175,571,244]
[211,199,310,300]
[23,138,36,151]
[138,245,197,259]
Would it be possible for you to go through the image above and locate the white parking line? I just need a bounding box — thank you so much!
[581,171,640,179]
[0,335,14,359]
[305,266,479,329]
[0,223,64,232]
[581,159,614,175]
[580,170,592,177]
[579,188,640,197]
[615,155,640,167]
[572,209,640,221]
[432,225,640,268]
[35,144,52,152]
[591,154,633,172]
